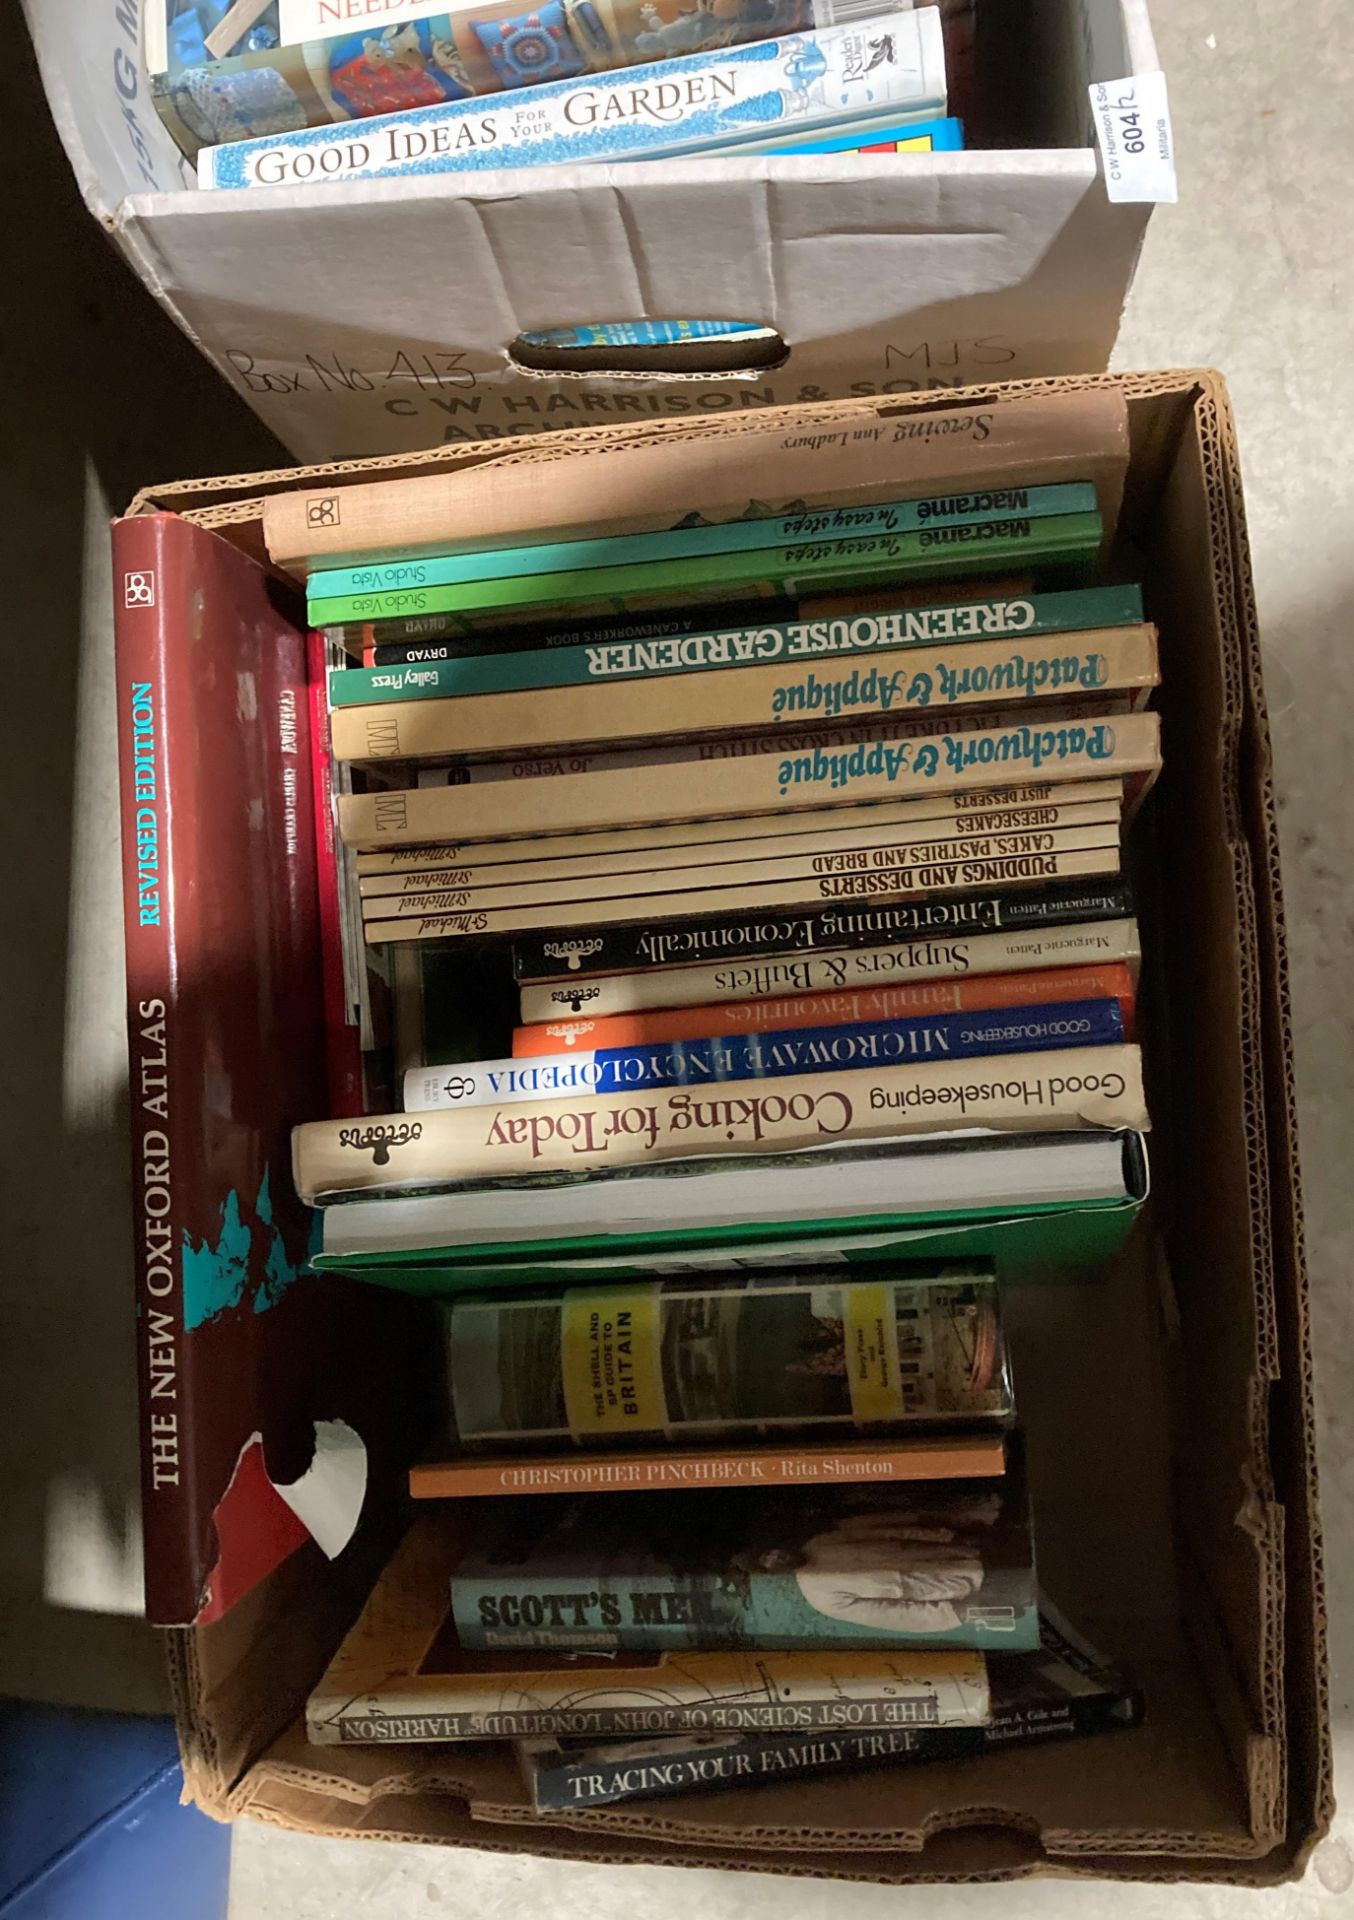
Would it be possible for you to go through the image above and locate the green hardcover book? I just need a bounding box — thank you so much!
[314,1199,1145,1294]
[326,584,1145,709]
[309,512,1102,630]
[312,1132,1149,1293]
[307,486,1097,602]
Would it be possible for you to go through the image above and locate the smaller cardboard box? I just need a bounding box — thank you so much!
[28,0,1162,461]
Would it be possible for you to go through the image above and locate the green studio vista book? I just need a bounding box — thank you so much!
[310,512,1102,628]
[307,488,1098,603]
[450,1470,1038,1653]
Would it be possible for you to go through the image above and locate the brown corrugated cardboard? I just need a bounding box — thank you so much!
[125,371,1329,1882]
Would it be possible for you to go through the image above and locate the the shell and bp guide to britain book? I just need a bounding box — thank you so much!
[442,1267,1013,1451]
[198,11,949,187]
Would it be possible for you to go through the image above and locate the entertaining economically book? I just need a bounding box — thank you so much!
[199,13,950,188]
[327,624,1157,764]
[261,390,1129,569]
[449,1471,1038,1652]
[291,1042,1148,1201]
[513,882,1137,997]
[518,1607,1143,1809]
[442,1266,1012,1450]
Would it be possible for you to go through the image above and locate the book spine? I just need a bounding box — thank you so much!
[524,1679,1140,1809]
[262,390,1127,570]
[361,798,1120,897]
[515,875,1136,987]
[365,601,774,665]
[413,695,1130,791]
[291,1042,1147,1200]
[115,517,321,1624]
[526,1724,988,1809]
[328,625,1158,765]
[518,915,1142,1021]
[741,111,965,156]
[411,1438,1008,1498]
[305,632,364,1118]
[308,513,1100,629]
[512,961,1137,1057]
[449,1268,1007,1443]
[114,517,197,1625]
[455,1565,1037,1655]
[308,487,1096,602]
[359,780,1124,877]
[410,695,1134,792]
[325,585,1143,710]
[201,15,948,191]
[406,998,1125,1111]
[315,1684,981,1746]
[338,712,1160,850]
[364,846,1122,945]
[364,825,1121,925]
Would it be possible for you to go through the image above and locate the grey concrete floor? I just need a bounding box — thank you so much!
[2,0,1351,1912]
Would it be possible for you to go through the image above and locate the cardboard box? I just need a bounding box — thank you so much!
[27,0,1161,461]
[117,373,1329,1881]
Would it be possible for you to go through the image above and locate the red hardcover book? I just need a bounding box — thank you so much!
[113,513,424,1626]
[305,629,364,1117]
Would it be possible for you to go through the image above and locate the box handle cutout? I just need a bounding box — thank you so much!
[510,321,788,378]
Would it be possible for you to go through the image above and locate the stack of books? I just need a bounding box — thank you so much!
[276,386,1156,1806]
[157,0,970,191]
[306,1266,1142,1807]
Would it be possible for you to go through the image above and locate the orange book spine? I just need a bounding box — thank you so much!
[511,961,1137,1058]
[409,1435,1006,1499]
